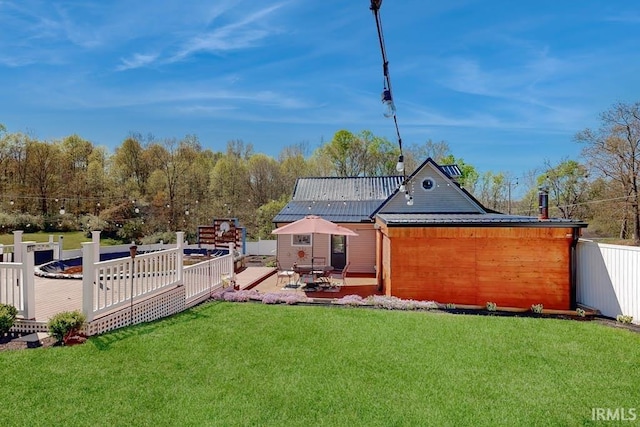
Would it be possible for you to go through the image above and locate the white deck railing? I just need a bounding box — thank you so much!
[577,240,640,324]
[183,254,234,305]
[82,233,184,321]
[0,241,35,319]
[0,244,16,262]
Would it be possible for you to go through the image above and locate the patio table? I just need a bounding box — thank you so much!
[293,264,333,284]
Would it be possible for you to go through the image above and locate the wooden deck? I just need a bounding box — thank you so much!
[33,277,83,322]
[245,269,382,300]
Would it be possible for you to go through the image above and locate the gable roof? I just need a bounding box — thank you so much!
[272,158,587,228]
[373,158,486,216]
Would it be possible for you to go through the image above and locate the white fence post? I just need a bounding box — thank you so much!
[92,231,101,262]
[13,230,23,263]
[177,232,184,285]
[82,242,96,322]
[21,242,36,319]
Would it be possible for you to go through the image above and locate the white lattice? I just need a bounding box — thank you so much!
[87,286,186,336]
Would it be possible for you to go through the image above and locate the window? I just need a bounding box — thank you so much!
[422,177,435,191]
[292,234,312,246]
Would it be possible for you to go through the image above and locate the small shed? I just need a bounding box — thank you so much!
[273,158,587,309]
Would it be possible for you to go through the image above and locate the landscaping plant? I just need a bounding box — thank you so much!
[0,303,18,336]
[47,310,87,343]
[616,314,634,324]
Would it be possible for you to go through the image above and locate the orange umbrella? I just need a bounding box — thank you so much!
[272,215,358,271]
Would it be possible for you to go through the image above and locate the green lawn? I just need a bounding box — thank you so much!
[0,231,115,250]
[1,303,639,426]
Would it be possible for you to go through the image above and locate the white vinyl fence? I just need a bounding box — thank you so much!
[183,254,234,305]
[245,239,276,256]
[577,240,640,324]
[0,242,35,318]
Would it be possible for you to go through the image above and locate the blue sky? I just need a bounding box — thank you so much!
[1,0,639,180]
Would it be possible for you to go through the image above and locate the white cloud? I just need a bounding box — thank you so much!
[171,3,287,61]
[116,53,160,71]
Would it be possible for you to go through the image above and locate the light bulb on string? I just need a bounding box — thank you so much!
[407,196,414,206]
[395,155,404,173]
[381,89,396,118]
[399,182,406,192]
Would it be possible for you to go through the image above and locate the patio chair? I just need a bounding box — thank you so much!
[329,262,350,288]
[276,260,297,287]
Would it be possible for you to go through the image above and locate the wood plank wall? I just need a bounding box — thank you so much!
[381,226,575,309]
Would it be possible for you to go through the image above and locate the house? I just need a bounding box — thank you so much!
[273,158,587,310]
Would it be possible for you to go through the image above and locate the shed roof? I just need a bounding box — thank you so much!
[376,213,588,228]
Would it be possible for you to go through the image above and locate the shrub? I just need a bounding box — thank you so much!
[445,303,456,310]
[531,303,544,314]
[363,296,439,311]
[616,314,634,324]
[222,290,260,302]
[333,295,366,307]
[140,232,176,245]
[47,310,86,343]
[486,302,497,312]
[576,308,586,317]
[0,303,18,336]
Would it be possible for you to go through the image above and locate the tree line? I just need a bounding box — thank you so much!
[1,101,639,245]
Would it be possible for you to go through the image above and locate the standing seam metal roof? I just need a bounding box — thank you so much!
[292,176,403,201]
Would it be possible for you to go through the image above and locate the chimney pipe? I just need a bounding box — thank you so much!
[538,186,549,220]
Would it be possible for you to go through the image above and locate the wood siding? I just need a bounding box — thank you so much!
[381,226,575,309]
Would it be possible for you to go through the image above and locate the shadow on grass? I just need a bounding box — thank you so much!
[90,300,223,351]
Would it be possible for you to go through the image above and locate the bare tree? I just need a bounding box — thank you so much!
[576,102,640,244]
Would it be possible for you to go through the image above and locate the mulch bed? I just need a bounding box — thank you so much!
[0,332,58,352]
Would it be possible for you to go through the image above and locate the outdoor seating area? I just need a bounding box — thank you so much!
[255,263,375,297]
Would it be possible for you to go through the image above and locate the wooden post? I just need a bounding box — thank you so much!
[21,242,36,319]
[82,242,96,322]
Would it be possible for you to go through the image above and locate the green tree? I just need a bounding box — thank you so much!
[438,154,480,193]
[539,159,590,219]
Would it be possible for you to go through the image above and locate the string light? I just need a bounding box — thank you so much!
[370,1,411,204]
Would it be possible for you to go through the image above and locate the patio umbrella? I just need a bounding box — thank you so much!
[271,215,358,272]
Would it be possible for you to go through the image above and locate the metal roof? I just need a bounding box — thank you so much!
[438,164,462,178]
[292,176,403,202]
[273,200,382,223]
[376,213,588,227]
